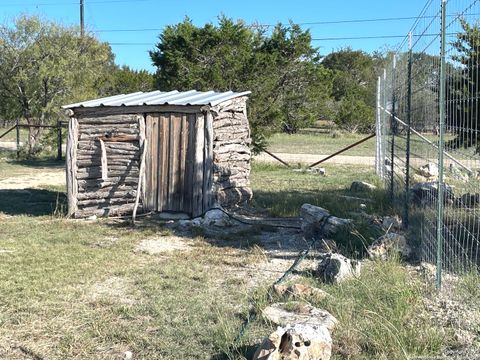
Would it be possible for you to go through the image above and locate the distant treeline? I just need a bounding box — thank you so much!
[0,15,478,155]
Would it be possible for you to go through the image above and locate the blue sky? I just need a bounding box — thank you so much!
[0,0,430,71]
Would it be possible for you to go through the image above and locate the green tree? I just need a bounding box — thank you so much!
[447,19,480,149]
[322,48,377,132]
[102,65,155,95]
[0,16,115,155]
[150,17,332,149]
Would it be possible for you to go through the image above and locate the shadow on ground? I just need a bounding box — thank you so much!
[0,188,66,216]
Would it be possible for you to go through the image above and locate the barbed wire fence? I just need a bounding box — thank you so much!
[376,0,480,287]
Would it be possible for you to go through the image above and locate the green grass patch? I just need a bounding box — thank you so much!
[266,132,375,156]
[318,259,446,360]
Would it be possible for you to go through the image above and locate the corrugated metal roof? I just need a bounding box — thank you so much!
[63,90,251,109]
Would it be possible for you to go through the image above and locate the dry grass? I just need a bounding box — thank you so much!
[0,157,477,359]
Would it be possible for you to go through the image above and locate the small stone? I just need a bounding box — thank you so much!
[123,351,133,359]
[262,302,338,331]
[368,232,411,260]
[316,253,361,283]
[350,181,377,192]
[312,167,326,176]
[359,203,367,210]
[418,162,439,178]
[86,215,97,221]
[252,324,332,360]
[381,215,402,231]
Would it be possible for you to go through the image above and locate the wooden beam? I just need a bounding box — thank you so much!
[308,133,375,168]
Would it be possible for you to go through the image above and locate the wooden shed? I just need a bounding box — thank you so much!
[63,90,252,218]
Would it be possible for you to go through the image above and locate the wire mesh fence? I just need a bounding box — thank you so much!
[376,0,480,286]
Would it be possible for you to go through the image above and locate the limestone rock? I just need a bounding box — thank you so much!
[310,167,326,176]
[301,204,352,239]
[262,302,337,332]
[350,181,377,192]
[457,193,480,208]
[367,233,411,260]
[418,162,439,178]
[381,215,402,231]
[316,253,361,284]
[411,181,454,205]
[252,324,332,360]
[202,209,232,227]
[123,351,133,360]
[273,284,329,301]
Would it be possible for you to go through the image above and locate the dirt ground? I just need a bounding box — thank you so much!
[0,170,65,189]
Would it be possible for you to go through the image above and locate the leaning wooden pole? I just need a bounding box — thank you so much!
[262,149,291,168]
[132,116,146,224]
[308,133,375,168]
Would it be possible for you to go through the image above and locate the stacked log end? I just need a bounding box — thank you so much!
[211,96,253,207]
[69,114,142,218]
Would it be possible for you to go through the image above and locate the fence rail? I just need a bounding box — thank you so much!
[376,0,480,287]
[0,121,66,160]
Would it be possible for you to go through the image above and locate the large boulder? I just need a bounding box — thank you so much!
[367,232,411,260]
[202,209,232,227]
[262,302,337,331]
[316,253,361,284]
[301,204,352,239]
[457,193,480,208]
[411,181,454,206]
[252,324,332,360]
[350,181,377,192]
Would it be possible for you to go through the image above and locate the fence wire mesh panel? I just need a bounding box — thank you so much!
[376,0,480,284]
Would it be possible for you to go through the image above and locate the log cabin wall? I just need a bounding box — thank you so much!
[211,96,253,207]
[66,113,144,218]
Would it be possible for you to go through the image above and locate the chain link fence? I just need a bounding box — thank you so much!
[376,0,480,286]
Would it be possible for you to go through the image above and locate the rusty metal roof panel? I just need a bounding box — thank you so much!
[62,90,251,109]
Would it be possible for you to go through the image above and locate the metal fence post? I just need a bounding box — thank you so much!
[436,0,447,289]
[376,76,381,176]
[390,55,397,201]
[405,33,413,229]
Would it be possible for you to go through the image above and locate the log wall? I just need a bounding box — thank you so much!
[67,114,143,218]
[211,96,253,207]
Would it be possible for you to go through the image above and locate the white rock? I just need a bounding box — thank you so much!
[123,351,133,359]
[252,324,332,360]
[262,302,338,332]
[317,253,361,283]
[368,233,411,260]
[381,215,402,231]
[300,204,352,239]
[418,162,439,178]
[350,181,377,192]
[202,209,232,227]
[311,167,326,176]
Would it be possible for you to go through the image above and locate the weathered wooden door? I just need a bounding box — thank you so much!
[145,113,196,214]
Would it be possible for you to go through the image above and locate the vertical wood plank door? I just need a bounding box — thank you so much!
[145,113,197,214]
